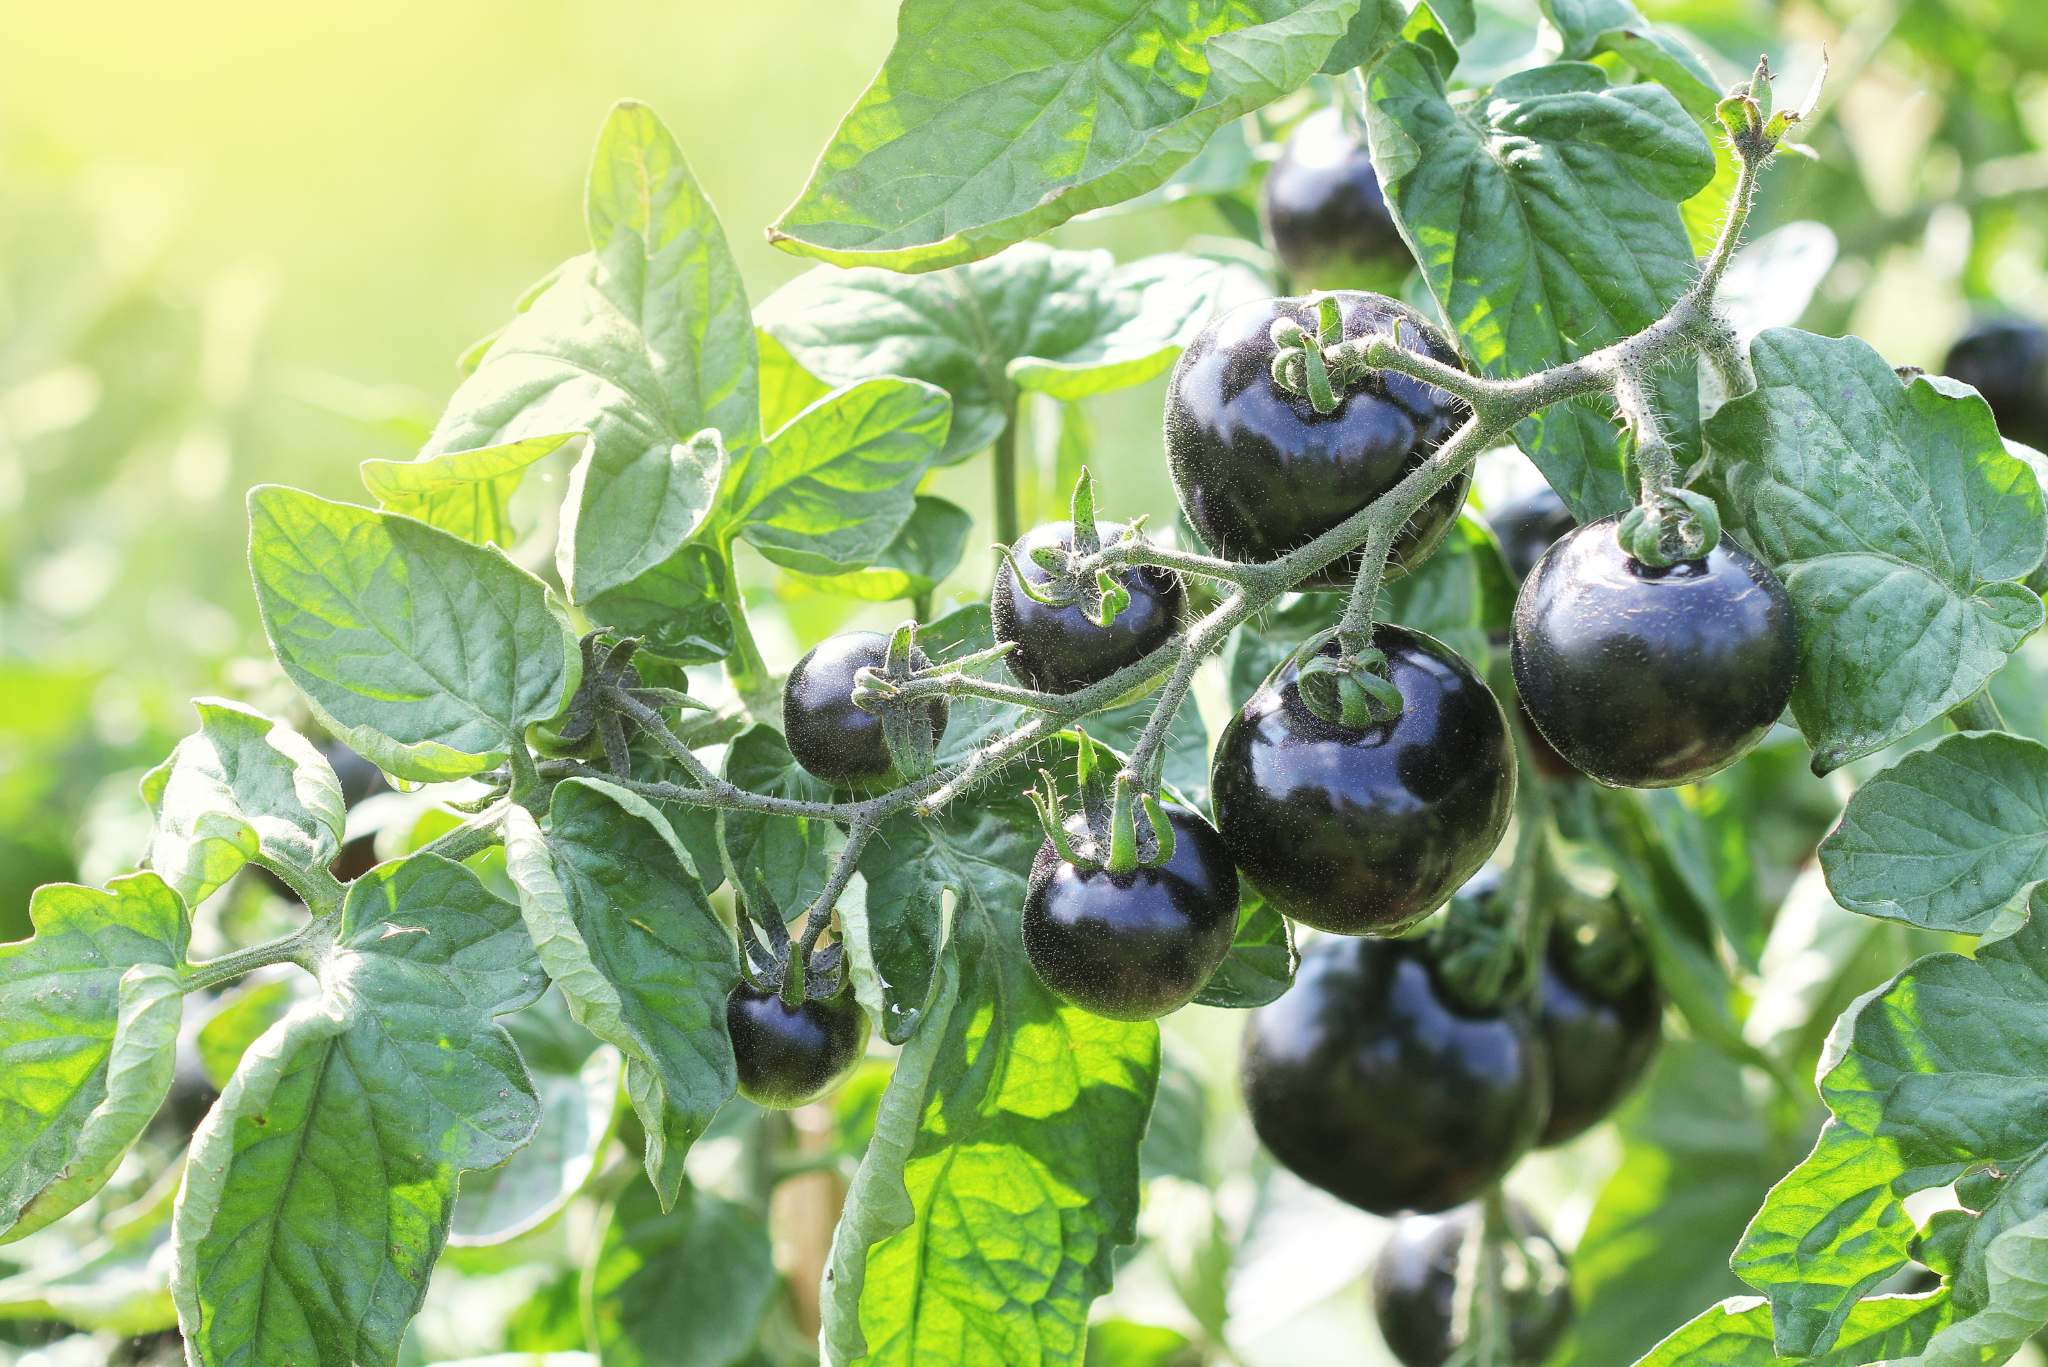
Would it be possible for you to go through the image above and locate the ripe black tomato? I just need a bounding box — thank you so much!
[1261,108,1409,288]
[1944,317,2048,450]
[1211,626,1513,935]
[1022,804,1239,1021]
[1164,291,1470,589]
[1535,927,1663,1146]
[1511,516,1797,788]
[992,520,1184,694]
[1240,934,1549,1215]
[783,630,948,789]
[726,981,869,1109]
[1487,486,1577,583]
[1372,1202,1573,1367]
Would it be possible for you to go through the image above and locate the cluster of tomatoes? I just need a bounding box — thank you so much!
[745,111,1806,1362]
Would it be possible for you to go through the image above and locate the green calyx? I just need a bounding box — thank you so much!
[1296,642,1404,729]
[1617,488,1723,567]
[995,468,1139,628]
[1027,730,1176,876]
[1717,52,1826,162]
[1269,294,1402,415]
[738,903,848,1007]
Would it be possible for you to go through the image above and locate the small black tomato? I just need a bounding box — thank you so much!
[1240,934,1549,1215]
[1943,317,2048,450]
[992,520,1184,694]
[1511,516,1798,788]
[1371,1202,1574,1367]
[783,630,948,789]
[1487,486,1578,583]
[1261,108,1409,288]
[1164,291,1471,589]
[1211,626,1514,935]
[1536,928,1663,1147]
[726,982,869,1109]
[1023,804,1240,1021]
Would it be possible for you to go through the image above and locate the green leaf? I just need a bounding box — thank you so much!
[502,778,737,1208]
[247,487,581,783]
[1139,1044,1210,1184]
[452,988,622,1246]
[711,376,952,575]
[425,102,754,602]
[820,799,1159,1365]
[0,874,186,1244]
[718,724,841,923]
[171,854,545,1365]
[359,433,578,546]
[1321,0,1411,73]
[1731,897,2048,1357]
[196,976,302,1091]
[1364,50,1715,518]
[141,698,345,907]
[1191,890,1296,1009]
[848,811,951,1045]
[583,540,735,665]
[586,1182,777,1367]
[768,0,1366,270]
[757,328,833,435]
[1377,513,1517,671]
[1706,329,2048,772]
[0,1171,178,1336]
[1631,1294,1949,1366]
[1085,1320,1199,1367]
[1821,732,2048,934]
[1538,0,1721,117]
[787,495,974,602]
[760,246,1257,462]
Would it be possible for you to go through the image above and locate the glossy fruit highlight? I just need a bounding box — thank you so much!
[1211,627,1514,934]
[1512,516,1797,788]
[992,520,1184,694]
[726,982,869,1109]
[783,630,948,789]
[1164,291,1470,588]
[1023,804,1239,1021]
[1240,934,1549,1215]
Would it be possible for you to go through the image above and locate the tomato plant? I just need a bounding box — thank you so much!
[10,1,2048,1365]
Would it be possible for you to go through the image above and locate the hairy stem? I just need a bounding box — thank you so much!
[1948,689,2008,734]
[993,411,1021,548]
[180,914,335,994]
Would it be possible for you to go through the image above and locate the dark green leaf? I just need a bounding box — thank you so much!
[503,778,737,1207]
[195,976,301,1091]
[1191,889,1296,1009]
[247,487,581,783]
[0,874,187,1242]
[1364,50,1714,517]
[585,541,735,665]
[1377,512,1516,671]
[585,1183,777,1367]
[425,103,754,602]
[769,2,1367,270]
[141,698,345,908]
[1821,732,2048,934]
[1706,329,2047,772]
[718,725,841,923]
[171,854,545,1365]
[788,495,974,603]
[1631,1293,1949,1366]
[1538,0,1720,117]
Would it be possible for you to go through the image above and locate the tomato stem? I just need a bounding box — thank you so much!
[993,408,1021,548]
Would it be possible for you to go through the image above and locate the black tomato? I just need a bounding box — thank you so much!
[1240,934,1549,1215]
[992,521,1184,694]
[1487,486,1577,583]
[1511,516,1798,788]
[1536,927,1662,1146]
[1372,1202,1573,1367]
[1164,291,1470,589]
[1261,108,1409,288]
[1211,626,1514,935]
[1022,804,1240,1021]
[783,630,948,789]
[1943,317,2048,450]
[726,982,869,1109]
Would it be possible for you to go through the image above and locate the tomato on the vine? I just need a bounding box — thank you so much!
[783,630,948,789]
[1372,1202,1573,1367]
[1211,627,1514,935]
[1536,928,1663,1146]
[992,520,1184,694]
[1239,934,1549,1215]
[1022,803,1238,1021]
[726,981,869,1109]
[1164,291,1470,588]
[1512,516,1797,788]
[1261,108,1409,288]
[1944,317,2048,450]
